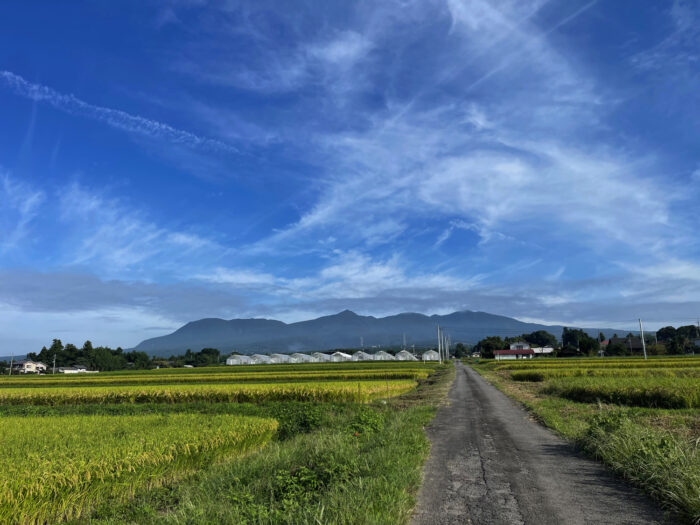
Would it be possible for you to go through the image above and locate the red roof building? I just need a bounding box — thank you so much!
[494,349,534,360]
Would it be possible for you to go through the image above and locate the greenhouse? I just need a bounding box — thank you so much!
[395,350,418,361]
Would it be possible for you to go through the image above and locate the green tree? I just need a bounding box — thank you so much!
[453,342,469,358]
[475,336,505,359]
[522,330,557,348]
[656,326,676,342]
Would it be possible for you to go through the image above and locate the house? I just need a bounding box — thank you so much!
[312,352,332,362]
[422,350,440,361]
[331,351,352,362]
[374,351,395,361]
[11,360,47,374]
[226,355,252,365]
[395,350,418,361]
[531,347,554,356]
[494,349,534,360]
[249,354,272,364]
[270,353,291,364]
[609,336,644,353]
[509,341,530,350]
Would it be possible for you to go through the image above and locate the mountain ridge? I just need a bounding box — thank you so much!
[134,310,617,356]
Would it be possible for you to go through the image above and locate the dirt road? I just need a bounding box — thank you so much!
[411,362,667,525]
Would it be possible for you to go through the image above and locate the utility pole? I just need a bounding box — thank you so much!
[53,353,57,375]
[639,318,647,360]
[437,325,442,363]
[8,354,13,375]
[360,336,364,349]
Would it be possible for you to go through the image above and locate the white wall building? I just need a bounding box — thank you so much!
[509,342,531,350]
[270,353,291,364]
[312,352,332,362]
[11,360,47,373]
[374,351,395,361]
[352,351,374,361]
[531,347,554,356]
[331,351,352,362]
[395,350,418,361]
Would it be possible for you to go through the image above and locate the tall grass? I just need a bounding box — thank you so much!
[580,412,700,524]
[0,413,277,524]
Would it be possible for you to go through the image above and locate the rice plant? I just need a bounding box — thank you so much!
[0,413,277,524]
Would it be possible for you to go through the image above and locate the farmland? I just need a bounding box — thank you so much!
[0,360,449,524]
[468,356,700,523]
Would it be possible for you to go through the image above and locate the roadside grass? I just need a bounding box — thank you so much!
[70,363,455,524]
[467,359,699,524]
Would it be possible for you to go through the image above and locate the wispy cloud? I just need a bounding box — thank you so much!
[56,182,226,275]
[0,71,238,154]
[0,172,45,254]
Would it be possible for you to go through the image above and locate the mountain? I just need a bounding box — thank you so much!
[133,310,616,356]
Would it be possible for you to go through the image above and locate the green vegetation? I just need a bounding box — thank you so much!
[468,356,699,523]
[0,361,451,523]
[0,413,277,524]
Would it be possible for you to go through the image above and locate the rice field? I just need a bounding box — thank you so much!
[0,361,433,522]
[0,367,431,388]
[0,379,418,405]
[0,413,277,524]
[488,356,700,409]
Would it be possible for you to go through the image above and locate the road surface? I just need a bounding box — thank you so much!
[411,362,668,525]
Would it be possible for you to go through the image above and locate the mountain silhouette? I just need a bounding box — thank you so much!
[134,310,613,356]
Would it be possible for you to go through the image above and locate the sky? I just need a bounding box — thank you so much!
[1,0,700,353]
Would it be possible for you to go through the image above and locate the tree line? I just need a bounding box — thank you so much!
[463,323,700,359]
[0,340,223,373]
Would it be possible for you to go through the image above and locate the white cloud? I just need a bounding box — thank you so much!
[0,173,45,254]
[0,70,238,154]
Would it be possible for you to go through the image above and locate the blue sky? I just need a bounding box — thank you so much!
[1,0,699,353]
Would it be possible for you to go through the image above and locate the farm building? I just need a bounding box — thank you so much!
[250,354,272,364]
[226,355,252,365]
[270,353,291,364]
[312,352,332,362]
[395,350,417,361]
[290,352,316,363]
[494,349,534,360]
[352,351,374,361]
[57,365,97,374]
[531,347,554,356]
[11,360,47,374]
[374,351,395,361]
[331,351,352,362]
[422,350,439,361]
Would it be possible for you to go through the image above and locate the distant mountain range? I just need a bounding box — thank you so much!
[134,310,618,357]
